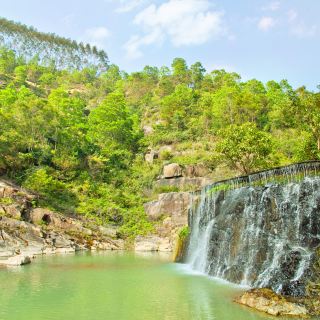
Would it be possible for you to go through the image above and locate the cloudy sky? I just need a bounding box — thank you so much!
[1,0,319,89]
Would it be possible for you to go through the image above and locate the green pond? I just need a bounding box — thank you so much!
[0,252,291,320]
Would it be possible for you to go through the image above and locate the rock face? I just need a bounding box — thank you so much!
[184,164,209,178]
[163,163,183,179]
[140,192,193,253]
[186,170,320,297]
[134,236,171,252]
[0,179,124,263]
[144,192,191,224]
[236,289,308,317]
[154,177,212,190]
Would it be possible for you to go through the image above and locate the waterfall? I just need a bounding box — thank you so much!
[186,161,320,296]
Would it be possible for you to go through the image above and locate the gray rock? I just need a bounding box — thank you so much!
[144,192,190,226]
[1,255,31,266]
[134,236,161,252]
[154,177,212,190]
[98,226,118,238]
[163,163,182,179]
[184,164,209,178]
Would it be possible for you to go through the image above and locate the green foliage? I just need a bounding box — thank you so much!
[0,197,14,205]
[0,17,109,71]
[0,41,319,239]
[23,168,77,212]
[209,184,232,194]
[216,122,275,174]
[178,226,190,240]
[153,185,180,194]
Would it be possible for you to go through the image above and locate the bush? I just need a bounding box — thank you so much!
[178,226,190,240]
[23,167,78,213]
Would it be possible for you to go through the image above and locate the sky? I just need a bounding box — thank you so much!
[1,0,319,90]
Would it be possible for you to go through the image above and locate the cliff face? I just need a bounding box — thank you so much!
[0,180,124,262]
[185,163,320,298]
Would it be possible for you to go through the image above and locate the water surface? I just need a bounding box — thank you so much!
[0,252,290,320]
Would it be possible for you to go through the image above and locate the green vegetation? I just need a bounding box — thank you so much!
[0,24,320,238]
[0,17,108,71]
[178,226,191,240]
[209,184,232,194]
[0,197,14,205]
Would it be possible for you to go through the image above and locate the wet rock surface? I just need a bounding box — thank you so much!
[236,288,309,317]
[187,175,320,297]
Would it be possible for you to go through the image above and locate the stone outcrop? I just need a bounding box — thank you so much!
[236,289,309,317]
[144,192,190,224]
[139,192,193,253]
[154,177,212,190]
[184,164,209,178]
[163,163,183,178]
[0,255,32,266]
[134,236,171,252]
[0,179,124,265]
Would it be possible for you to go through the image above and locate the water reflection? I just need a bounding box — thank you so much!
[0,253,298,320]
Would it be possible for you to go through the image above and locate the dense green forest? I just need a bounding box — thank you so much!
[0,17,108,71]
[0,22,320,237]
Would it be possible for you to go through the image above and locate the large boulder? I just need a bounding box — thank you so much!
[184,164,209,178]
[236,289,308,317]
[163,163,182,179]
[1,255,31,266]
[28,208,61,226]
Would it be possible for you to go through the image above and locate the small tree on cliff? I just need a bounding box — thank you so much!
[216,122,274,174]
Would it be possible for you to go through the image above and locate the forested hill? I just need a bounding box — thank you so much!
[0,21,320,237]
[0,17,108,71]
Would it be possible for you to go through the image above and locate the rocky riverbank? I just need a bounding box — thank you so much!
[236,288,320,318]
[0,179,124,266]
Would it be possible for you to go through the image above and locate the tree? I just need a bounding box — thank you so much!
[216,122,274,174]
[298,87,320,153]
[161,84,195,130]
[171,57,189,83]
[190,62,206,88]
[87,92,134,161]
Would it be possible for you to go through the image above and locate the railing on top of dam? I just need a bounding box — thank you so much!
[207,160,320,192]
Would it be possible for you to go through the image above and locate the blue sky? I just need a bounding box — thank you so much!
[1,0,319,90]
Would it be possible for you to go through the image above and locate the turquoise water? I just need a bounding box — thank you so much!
[0,252,287,320]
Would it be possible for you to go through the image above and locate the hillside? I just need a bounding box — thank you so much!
[0,26,320,239]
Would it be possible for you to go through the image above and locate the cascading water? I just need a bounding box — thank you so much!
[186,161,320,296]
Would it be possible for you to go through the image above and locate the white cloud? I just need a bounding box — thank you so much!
[124,30,164,59]
[124,0,225,59]
[262,1,280,11]
[83,27,111,49]
[287,9,298,22]
[286,10,317,38]
[107,0,147,13]
[258,16,276,31]
[291,23,317,38]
